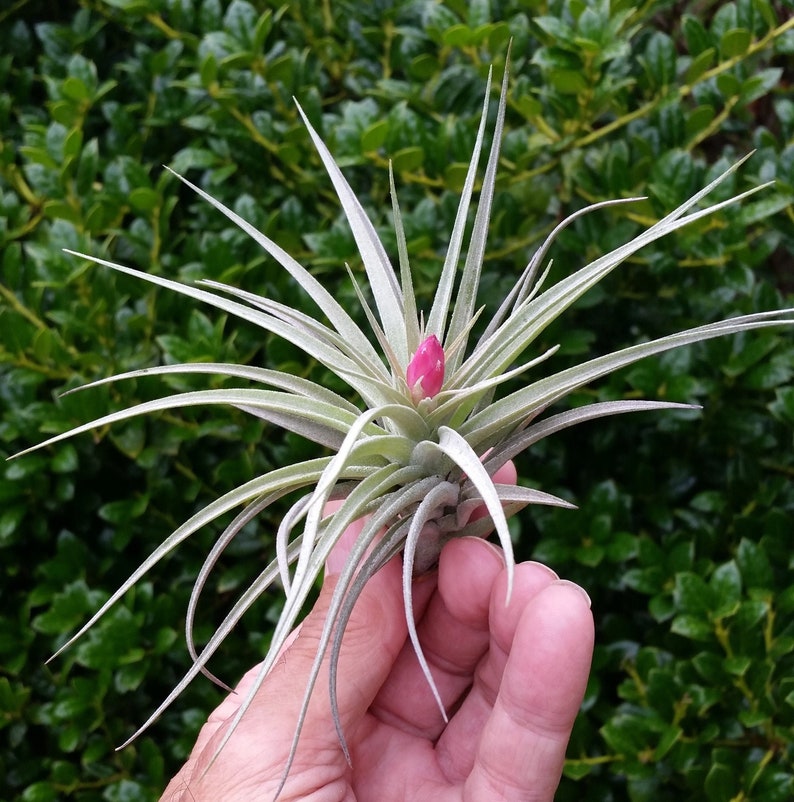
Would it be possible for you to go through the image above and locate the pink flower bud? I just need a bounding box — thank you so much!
[406,335,445,401]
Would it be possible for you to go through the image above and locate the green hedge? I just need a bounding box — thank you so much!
[1,1,793,800]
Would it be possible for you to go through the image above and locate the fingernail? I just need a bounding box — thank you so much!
[527,560,559,581]
[459,536,506,566]
[554,579,592,608]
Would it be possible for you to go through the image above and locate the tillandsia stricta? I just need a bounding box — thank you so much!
[12,63,794,794]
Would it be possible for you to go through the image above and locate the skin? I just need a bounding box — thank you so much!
[162,473,594,802]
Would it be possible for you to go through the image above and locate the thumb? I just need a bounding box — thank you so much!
[293,533,407,741]
[177,529,410,797]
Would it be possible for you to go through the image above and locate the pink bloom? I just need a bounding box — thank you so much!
[406,335,445,401]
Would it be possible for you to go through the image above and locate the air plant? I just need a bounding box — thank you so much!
[14,64,794,796]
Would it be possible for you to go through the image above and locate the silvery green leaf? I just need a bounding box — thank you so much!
[14,388,373,460]
[49,458,335,664]
[426,66,492,344]
[445,63,509,373]
[464,311,793,447]
[61,250,390,405]
[401,481,461,720]
[61,361,361,412]
[475,197,644,347]
[460,166,771,388]
[199,278,391,385]
[484,399,699,470]
[295,102,408,367]
[389,163,421,355]
[165,167,384,373]
[421,426,516,600]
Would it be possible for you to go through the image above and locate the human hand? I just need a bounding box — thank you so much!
[162,489,594,801]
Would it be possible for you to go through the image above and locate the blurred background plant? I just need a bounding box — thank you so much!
[1,1,793,800]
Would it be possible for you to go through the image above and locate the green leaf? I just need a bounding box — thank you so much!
[548,69,588,94]
[600,714,654,755]
[710,560,742,616]
[75,608,142,670]
[723,655,751,676]
[605,531,638,562]
[408,53,439,80]
[738,708,768,728]
[32,581,106,635]
[649,149,696,207]
[252,7,273,53]
[101,0,150,10]
[62,75,89,102]
[1,504,26,546]
[224,0,258,47]
[716,72,741,97]
[751,0,778,28]
[534,16,576,46]
[734,600,769,632]
[199,52,218,87]
[129,186,160,212]
[670,614,713,641]
[443,24,474,47]
[720,27,752,58]
[51,443,78,473]
[644,31,677,88]
[683,15,713,56]
[693,651,724,681]
[574,542,605,566]
[653,724,682,759]
[738,192,794,226]
[705,760,738,802]
[685,48,716,83]
[391,146,424,172]
[740,68,784,104]
[769,387,794,425]
[103,780,150,802]
[623,566,663,594]
[66,54,98,94]
[114,661,148,692]
[563,759,594,780]
[361,120,389,151]
[21,783,57,802]
[467,0,490,28]
[674,572,715,615]
[98,494,149,525]
[736,539,773,589]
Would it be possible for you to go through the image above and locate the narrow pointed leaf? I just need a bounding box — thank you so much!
[426,66,492,342]
[389,163,421,354]
[295,102,408,367]
[464,312,794,447]
[165,167,384,371]
[446,64,509,372]
[428,426,515,601]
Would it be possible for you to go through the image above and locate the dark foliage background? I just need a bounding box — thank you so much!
[1,1,793,800]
